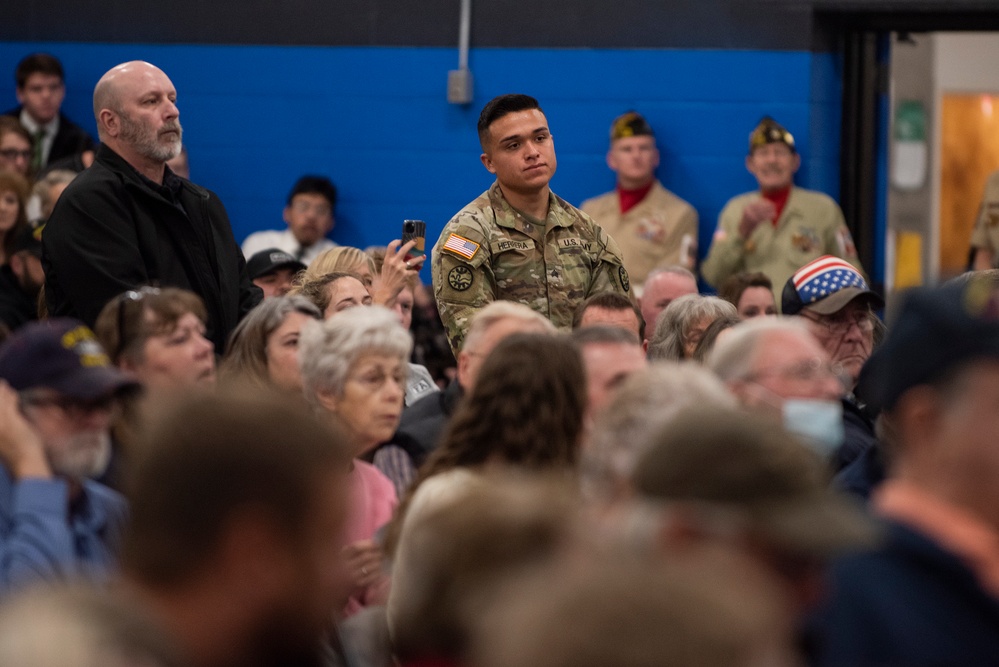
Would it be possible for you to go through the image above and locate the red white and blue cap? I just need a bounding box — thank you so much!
[781,255,883,315]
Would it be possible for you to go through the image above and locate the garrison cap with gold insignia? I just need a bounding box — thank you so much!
[749,116,796,154]
[611,111,655,141]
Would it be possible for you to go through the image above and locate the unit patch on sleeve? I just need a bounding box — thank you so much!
[448,265,474,291]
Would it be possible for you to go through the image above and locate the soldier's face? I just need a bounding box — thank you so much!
[480,109,557,195]
[746,143,800,193]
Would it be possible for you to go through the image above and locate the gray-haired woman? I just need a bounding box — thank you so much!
[298,305,411,617]
[647,294,738,361]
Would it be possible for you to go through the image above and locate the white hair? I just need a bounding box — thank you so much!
[705,317,812,383]
[298,305,412,407]
[583,363,736,502]
[462,301,555,353]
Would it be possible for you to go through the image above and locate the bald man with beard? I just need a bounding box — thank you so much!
[43,61,260,351]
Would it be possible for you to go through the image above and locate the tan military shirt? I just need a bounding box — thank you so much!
[970,169,999,263]
[580,180,698,286]
[701,186,862,303]
[432,181,630,352]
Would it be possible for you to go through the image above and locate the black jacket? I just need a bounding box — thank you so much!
[43,144,261,350]
[384,379,465,467]
[3,108,95,167]
[0,264,37,332]
[809,520,999,666]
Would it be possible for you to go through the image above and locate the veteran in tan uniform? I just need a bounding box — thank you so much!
[581,112,698,291]
[432,94,629,353]
[970,169,999,270]
[701,117,862,304]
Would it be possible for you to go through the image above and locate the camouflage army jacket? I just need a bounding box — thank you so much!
[432,181,630,352]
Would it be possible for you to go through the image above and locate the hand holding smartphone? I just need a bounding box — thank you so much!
[401,220,426,269]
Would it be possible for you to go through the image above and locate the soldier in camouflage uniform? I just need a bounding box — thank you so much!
[701,117,863,305]
[432,94,630,352]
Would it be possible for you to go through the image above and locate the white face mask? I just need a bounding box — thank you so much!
[782,398,844,458]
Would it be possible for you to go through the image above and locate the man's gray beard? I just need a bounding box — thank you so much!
[119,111,183,163]
[47,431,112,481]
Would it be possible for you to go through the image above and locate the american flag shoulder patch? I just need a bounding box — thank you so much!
[443,233,480,260]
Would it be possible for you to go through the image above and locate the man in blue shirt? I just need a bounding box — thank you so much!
[0,318,137,593]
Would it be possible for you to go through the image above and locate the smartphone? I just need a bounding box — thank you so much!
[402,220,426,265]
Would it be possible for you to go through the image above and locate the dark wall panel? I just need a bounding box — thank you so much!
[8,1,999,51]
[5,0,817,50]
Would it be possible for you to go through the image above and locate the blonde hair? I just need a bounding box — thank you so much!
[296,246,376,287]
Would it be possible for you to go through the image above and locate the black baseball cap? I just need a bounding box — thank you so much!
[858,278,999,412]
[246,248,306,281]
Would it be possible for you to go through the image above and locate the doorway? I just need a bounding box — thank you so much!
[884,31,999,292]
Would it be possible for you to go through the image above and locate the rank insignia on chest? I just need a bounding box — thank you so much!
[443,233,480,260]
[791,229,819,253]
[448,265,474,291]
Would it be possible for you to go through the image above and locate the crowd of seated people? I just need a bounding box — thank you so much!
[4,49,999,667]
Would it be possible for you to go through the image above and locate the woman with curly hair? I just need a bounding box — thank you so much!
[386,332,586,636]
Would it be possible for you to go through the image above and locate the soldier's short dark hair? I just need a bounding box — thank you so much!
[15,54,64,89]
[572,291,645,342]
[477,94,543,149]
[286,175,337,210]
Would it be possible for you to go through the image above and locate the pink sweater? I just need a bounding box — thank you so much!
[343,459,397,617]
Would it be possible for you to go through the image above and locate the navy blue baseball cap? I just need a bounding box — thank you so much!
[0,318,140,400]
[858,278,999,412]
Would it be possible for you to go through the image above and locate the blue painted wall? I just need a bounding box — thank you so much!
[0,42,842,282]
